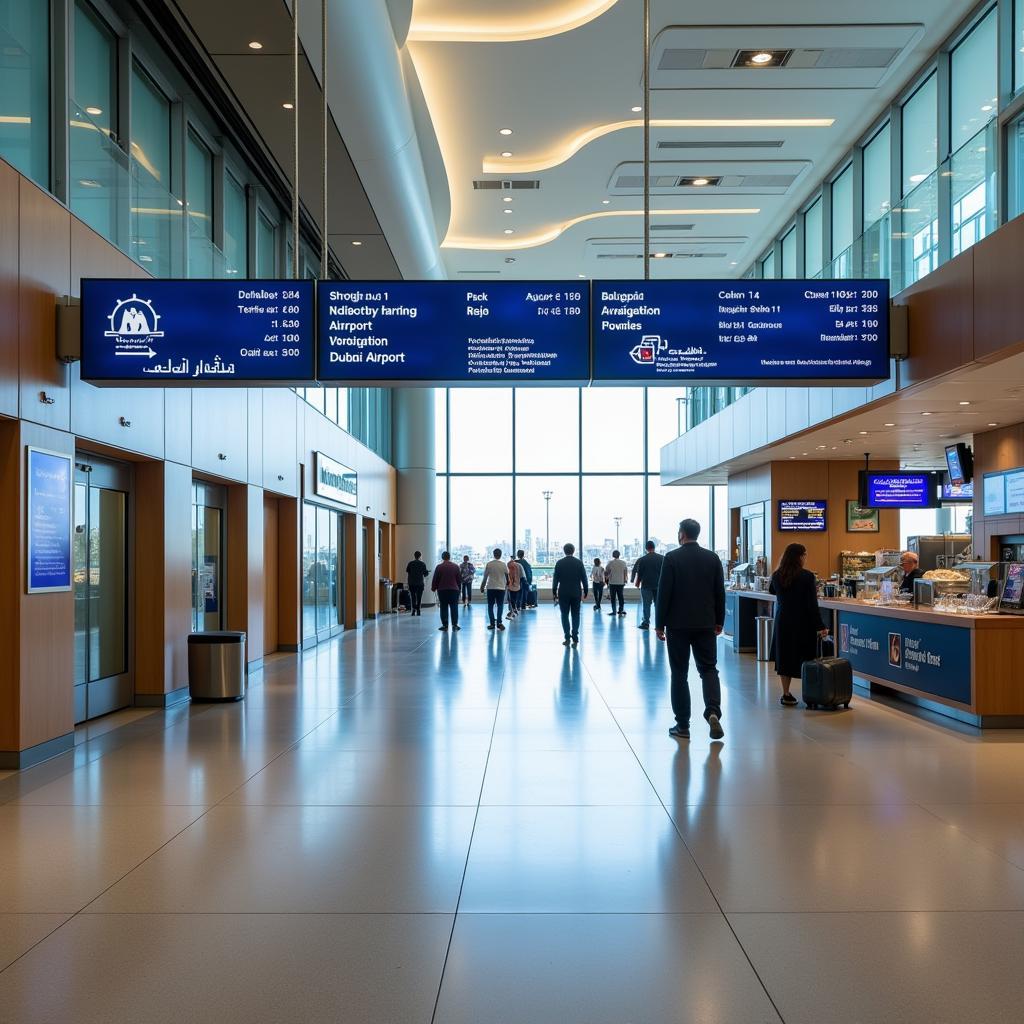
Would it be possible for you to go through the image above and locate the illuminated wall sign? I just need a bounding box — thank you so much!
[591,279,890,384]
[314,453,357,507]
[861,471,940,510]
[27,448,73,594]
[778,500,827,532]
[317,281,591,384]
[80,279,316,385]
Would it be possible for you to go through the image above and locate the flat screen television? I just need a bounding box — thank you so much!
[942,480,974,503]
[945,443,974,486]
[778,500,827,532]
[858,471,941,509]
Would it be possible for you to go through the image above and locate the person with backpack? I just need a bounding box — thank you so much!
[459,555,476,607]
[506,554,522,619]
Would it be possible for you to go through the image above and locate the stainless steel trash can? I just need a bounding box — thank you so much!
[380,580,395,614]
[187,631,246,701]
[755,616,775,662]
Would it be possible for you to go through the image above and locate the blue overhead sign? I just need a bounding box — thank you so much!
[317,281,591,384]
[80,279,316,385]
[591,279,889,384]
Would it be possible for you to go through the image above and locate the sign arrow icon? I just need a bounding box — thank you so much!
[115,348,156,358]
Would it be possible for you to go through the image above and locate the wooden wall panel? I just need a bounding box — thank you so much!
[18,177,71,430]
[277,497,301,648]
[973,213,1024,362]
[971,423,1024,556]
[263,497,279,654]
[0,161,18,417]
[0,419,22,748]
[900,251,975,389]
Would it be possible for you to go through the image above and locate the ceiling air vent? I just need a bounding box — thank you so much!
[650,224,695,232]
[813,48,899,69]
[657,140,784,150]
[456,270,500,275]
[657,48,707,70]
[596,252,728,260]
[738,174,797,188]
[473,179,541,190]
[614,174,690,189]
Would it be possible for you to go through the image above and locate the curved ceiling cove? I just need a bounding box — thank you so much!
[408,0,620,43]
[483,118,836,175]
[442,207,760,251]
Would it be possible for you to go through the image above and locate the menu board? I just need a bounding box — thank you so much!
[1006,471,1024,514]
[942,481,974,502]
[984,473,1007,516]
[81,279,316,385]
[591,279,889,384]
[318,282,590,383]
[27,448,73,593]
[778,500,827,532]
[862,472,939,509]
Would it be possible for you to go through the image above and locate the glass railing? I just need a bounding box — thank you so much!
[68,99,229,280]
[950,121,996,258]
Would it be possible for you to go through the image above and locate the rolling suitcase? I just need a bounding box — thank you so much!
[801,637,853,710]
[527,584,538,608]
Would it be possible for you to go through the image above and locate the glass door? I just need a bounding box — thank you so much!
[302,502,343,646]
[192,482,227,632]
[73,457,131,723]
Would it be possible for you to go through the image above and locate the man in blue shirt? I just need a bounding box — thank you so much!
[551,543,588,647]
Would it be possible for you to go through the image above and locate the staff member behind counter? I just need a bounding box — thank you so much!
[899,551,924,593]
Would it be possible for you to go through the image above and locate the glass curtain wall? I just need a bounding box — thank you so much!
[830,165,854,276]
[901,73,939,285]
[0,0,49,185]
[435,388,723,584]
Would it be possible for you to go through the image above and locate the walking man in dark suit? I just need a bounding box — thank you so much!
[655,518,726,742]
[551,543,588,648]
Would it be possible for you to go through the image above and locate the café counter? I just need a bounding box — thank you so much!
[726,589,1024,727]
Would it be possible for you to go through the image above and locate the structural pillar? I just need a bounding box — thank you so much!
[393,388,437,591]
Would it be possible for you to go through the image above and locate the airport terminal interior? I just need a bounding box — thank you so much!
[6,0,1024,1020]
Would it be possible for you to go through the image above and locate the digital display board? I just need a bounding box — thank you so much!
[317,281,590,384]
[26,448,73,594]
[984,473,1007,516]
[944,443,973,486]
[942,481,974,502]
[1006,470,1024,514]
[81,279,316,385]
[778,500,827,532]
[1002,563,1024,609]
[861,472,940,509]
[591,279,889,384]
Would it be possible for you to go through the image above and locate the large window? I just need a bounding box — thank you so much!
[223,172,247,276]
[862,124,891,230]
[780,227,797,278]
[901,73,937,196]
[0,0,49,185]
[515,389,579,472]
[648,479,711,556]
[256,208,277,278]
[449,476,512,562]
[516,476,580,575]
[186,129,215,277]
[1017,0,1024,92]
[581,387,643,472]
[830,165,854,264]
[804,198,823,277]
[646,387,688,469]
[131,65,174,276]
[582,476,643,565]
[951,10,997,154]
[449,388,512,472]
[760,250,776,279]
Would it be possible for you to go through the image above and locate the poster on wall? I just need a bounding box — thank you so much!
[846,500,880,533]
[202,555,219,613]
[26,448,73,594]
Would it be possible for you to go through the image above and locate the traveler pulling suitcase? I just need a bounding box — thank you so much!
[801,636,853,710]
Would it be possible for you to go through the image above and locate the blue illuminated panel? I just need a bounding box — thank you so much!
[778,500,827,532]
[80,279,315,385]
[317,281,591,383]
[591,279,889,383]
[864,472,939,509]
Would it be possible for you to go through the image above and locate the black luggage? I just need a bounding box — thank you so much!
[801,637,853,710]
[527,584,538,608]
[398,589,411,611]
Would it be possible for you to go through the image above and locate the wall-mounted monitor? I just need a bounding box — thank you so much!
[984,473,1007,516]
[945,443,973,486]
[941,480,974,503]
[859,471,941,509]
[778,500,827,532]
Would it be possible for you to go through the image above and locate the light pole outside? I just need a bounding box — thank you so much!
[542,490,553,565]
[613,515,622,553]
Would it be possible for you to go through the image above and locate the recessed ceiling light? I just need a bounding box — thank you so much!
[248,41,263,50]
[802,452,808,456]
[859,430,869,435]
[730,261,738,265]
[504,257,516,263]
[909,173,926,183]
[750,52,774,64]
[499,127,513,136]
[815,445,827,450]
[884,422,896,427]
[500,151,513,157]
[282,102,294,110]
[85,106,102,116]
[502,196,513,202]
[503,228,514,234]
[921,411,932,416]
[981,104,993,112]
[601,199,610,204]
[652,252,668,258]
[631,105,642,112]
[959,401,970,406]
[351,240,362,246]
[789,456,796,460]
[578,274,586,278]
[691,177,710,187]
[503,208,512,214]
[989,422,999,427]
[78,178,102,188]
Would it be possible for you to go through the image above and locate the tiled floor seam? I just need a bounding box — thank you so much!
[575,644,789,1024]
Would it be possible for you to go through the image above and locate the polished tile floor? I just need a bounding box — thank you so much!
[2,604,1024,1022]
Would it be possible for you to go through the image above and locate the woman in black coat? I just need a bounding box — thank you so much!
[769,543,828,706]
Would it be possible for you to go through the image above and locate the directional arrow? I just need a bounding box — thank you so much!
[115,348,156,358]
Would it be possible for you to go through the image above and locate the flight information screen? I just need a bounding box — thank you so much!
[318,281,591,384]
[591,279,889,384]
[81,279,316,385]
